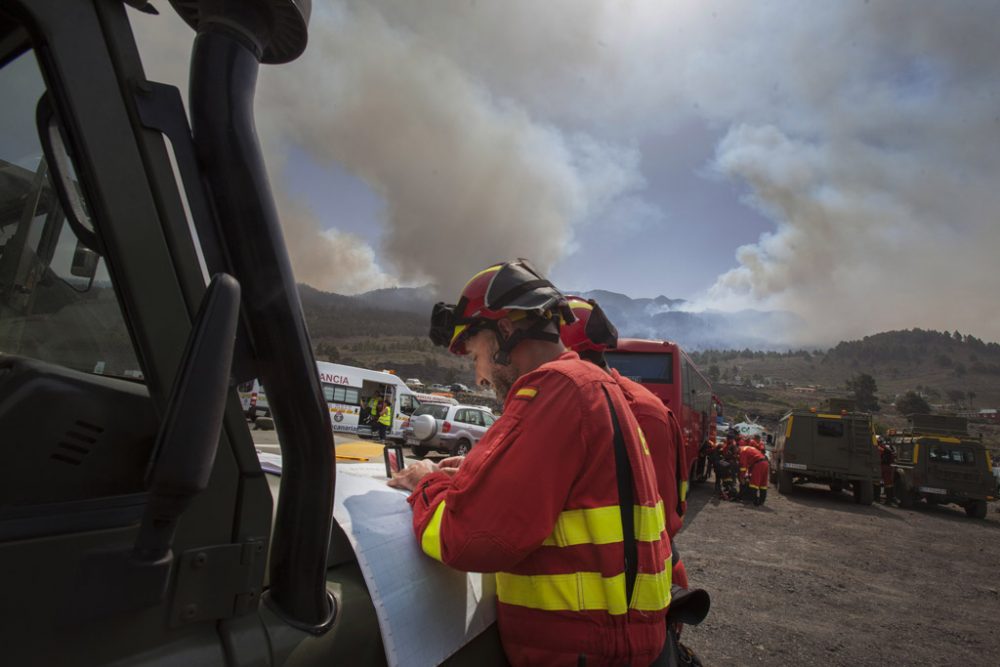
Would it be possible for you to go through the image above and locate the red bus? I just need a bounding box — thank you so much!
[605,338,718,481]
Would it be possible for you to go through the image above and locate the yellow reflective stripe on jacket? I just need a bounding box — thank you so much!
[637,427,651,455]
[420,500,447,562]
[541,501,665,547]
[679,479,689,504]
[496,561,671,615]
[515,387,538,399]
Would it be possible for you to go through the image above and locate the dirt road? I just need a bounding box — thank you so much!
[677,480,1000,666]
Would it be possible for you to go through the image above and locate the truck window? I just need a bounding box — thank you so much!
[0,47,140,379]
[929,445,975,465]
[817,420,844,438]
[605,352,673,384]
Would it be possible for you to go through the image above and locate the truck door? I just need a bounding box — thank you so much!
[810,417,850,472]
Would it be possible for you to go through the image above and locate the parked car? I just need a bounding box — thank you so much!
[403,403,496,456]
[449,383,470,393]
[405,378,424,388]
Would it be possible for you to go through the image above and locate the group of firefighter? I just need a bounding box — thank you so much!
[694,431,899,507]
[696,432,771,506]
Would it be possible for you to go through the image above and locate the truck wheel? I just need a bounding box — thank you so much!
[829,480,844,494]
[410,445,429,458]
[965,500,987,519]
[455,439,471,456]
[853,481,874,505]
[777,462,794,495]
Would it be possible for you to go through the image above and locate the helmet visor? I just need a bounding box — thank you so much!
[484,258,563,312]
[584,300,619,349]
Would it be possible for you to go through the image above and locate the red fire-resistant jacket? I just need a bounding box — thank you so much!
[611,370,687,538]
[739,445,769,489]
[408,351,672,667]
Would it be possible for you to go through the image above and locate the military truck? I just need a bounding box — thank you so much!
[0,1,503,664]
[771,400,878,504]
[889,414,995,519]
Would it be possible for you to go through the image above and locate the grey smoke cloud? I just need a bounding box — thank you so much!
[129,1,1000,344]
[130,3,647,299]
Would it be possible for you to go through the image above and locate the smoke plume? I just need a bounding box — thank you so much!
[129,1,1000,343]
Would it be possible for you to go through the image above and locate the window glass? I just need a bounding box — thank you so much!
[414,404,449,420]
[322,383,360,405]
[605,352,673,384]
[928,446,975,465]
[399,393,417,416]
[817,420,844,438]
[464,410,483,427]
[483,413,495,427]
[0,49,140,378]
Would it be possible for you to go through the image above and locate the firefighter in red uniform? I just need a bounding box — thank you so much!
[387,260,673,667]
[877,437,896,503]
[738,443,769,506]
[558,296,689,589]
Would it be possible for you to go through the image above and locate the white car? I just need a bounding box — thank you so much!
[403,403,496,456]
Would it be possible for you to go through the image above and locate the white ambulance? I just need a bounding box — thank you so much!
[316,361,420,443]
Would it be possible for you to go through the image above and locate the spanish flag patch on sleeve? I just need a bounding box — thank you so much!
[514,387,538,400]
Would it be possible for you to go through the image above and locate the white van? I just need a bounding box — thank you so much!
[316,361,420,443]
[237,379,269,420]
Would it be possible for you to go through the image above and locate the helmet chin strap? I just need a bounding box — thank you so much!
[490,317,560,366]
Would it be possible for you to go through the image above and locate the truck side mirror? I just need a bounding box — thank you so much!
[70,239,99,279]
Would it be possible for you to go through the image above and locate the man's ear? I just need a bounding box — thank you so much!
[497,317,516,337]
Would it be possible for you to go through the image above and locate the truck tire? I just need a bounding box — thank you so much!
[965,500,988,519]
[853,480,873,505]
[829,480,844,494]
[777,462,794,495]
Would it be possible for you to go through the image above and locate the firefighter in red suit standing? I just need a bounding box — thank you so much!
[558,296,690,588]
[388,260,673,667]
[877,438,896,503]
[738,443,769,506]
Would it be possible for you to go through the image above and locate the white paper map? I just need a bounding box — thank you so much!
[258,452,497,667]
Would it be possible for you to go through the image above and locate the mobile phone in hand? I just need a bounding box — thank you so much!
[384,444,405,478]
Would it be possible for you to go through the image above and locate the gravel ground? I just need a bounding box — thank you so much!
[677,479,1000,666]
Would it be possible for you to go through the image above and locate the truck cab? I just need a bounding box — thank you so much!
[772,401,878,504]
[890,414,995,519]
[0,1,502,664]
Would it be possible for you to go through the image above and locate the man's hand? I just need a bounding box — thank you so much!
[387,458,439,492]
[437,455,466,476]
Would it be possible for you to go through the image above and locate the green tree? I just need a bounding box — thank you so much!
[845,373,880,412]
[707,364,721,383]
[896,391,931,416]
[946,389,966,405]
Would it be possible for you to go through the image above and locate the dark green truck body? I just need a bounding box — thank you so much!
[772,407,879,505]
[890,415,995,519]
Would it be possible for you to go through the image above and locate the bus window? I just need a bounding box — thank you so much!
[604,352,673,384]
